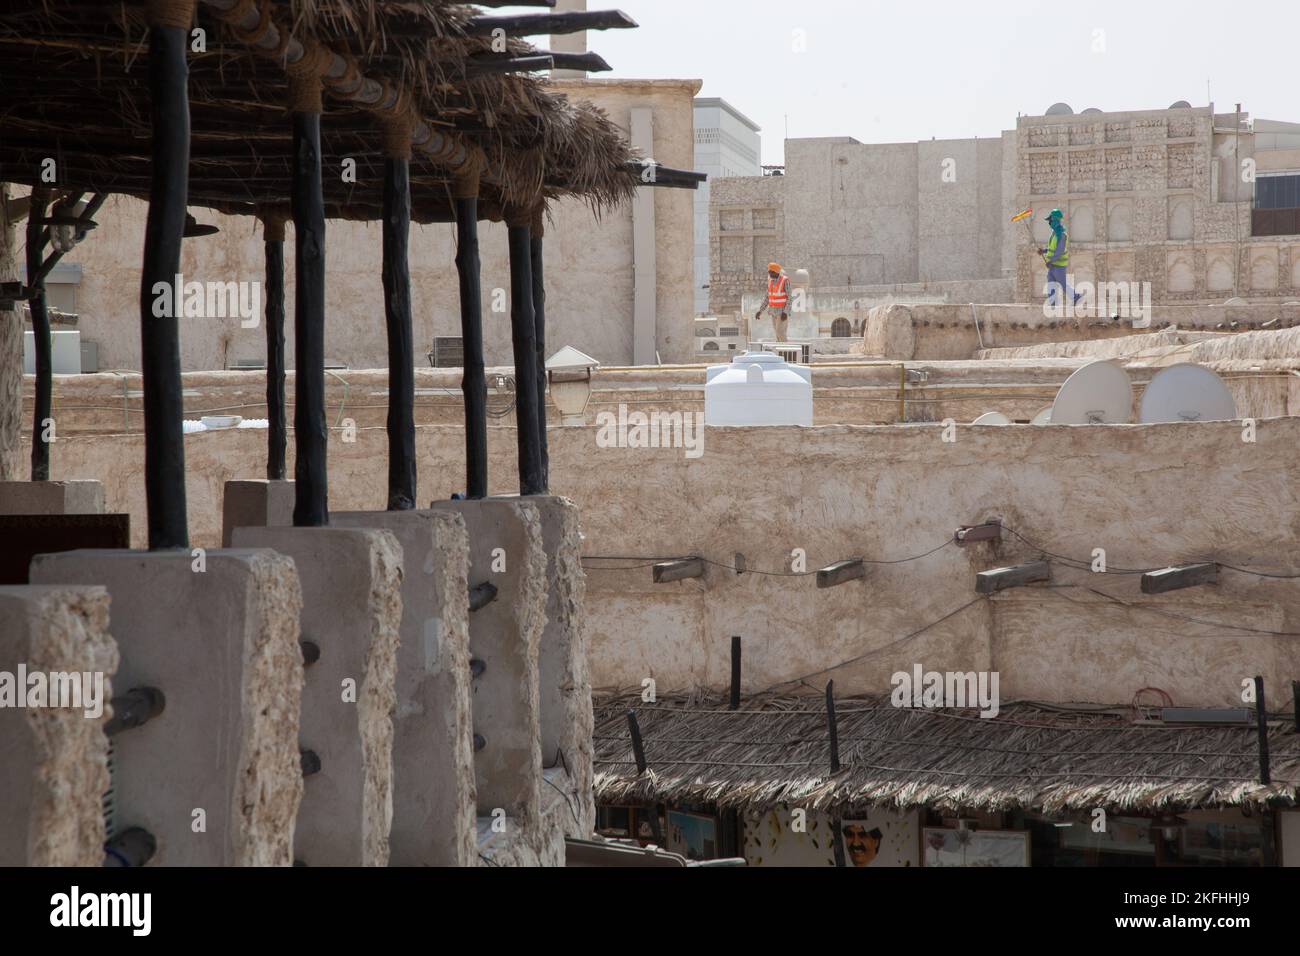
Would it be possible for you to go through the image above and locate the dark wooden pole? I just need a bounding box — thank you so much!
[627,709,647,774]
[453,173,487,499]
[729,636,742,711]
[288,52,328,527]
[1255,675,1271,785]
[25,187,51,481]
[381,132,416,511]
[139,0,193,550]
[826,679,841,773]
[1258,671,1268,785]
[1254,675,1276,866]
[506,209,543,496]
[261,214,287,482]
[529,212,549,491]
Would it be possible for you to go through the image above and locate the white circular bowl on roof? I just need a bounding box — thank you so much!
[1030,406,1053,425]
[971,411,1011,425]
[1138,363,1237,423]
[1050,360,1133,424]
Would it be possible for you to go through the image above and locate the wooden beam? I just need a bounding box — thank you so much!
[463,10,637,37]
[290,107,329,527]
[652,558,704,583]
[817,558,866,589]
[25,187,51,481]
[139,13,192,549]
[261,215,287,481]
[955,521,1002,546]
[507,220,544,496]
[1140,563,1218,594]
[382,156,416,511]
[454,195,488,499]
[547,51,613,73]
[464,55,555,76]
[628,161,707,190]
[975,561,1050,594]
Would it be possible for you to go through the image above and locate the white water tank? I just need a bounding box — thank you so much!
[705,351,812,426]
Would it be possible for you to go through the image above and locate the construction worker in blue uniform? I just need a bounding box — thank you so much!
[1039,208,1081,306]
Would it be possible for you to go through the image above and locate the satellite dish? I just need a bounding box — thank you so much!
[1050,360,1134,424]
[971,411,1011,425]
[1045,102,1074,116]
[1080,107,1103,115]
[1030,406,1053,425]
[1169,100,1192,109]
[1139,363,1237,423]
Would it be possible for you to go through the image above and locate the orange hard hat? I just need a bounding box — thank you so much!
[767,262,782,272]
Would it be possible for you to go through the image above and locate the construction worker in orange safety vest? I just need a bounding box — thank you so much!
[754,262,790,342]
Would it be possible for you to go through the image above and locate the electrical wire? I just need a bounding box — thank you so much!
[761,595,989,693]
[581,539,955,575]
[1003,525,1300,580]
[1045,582,1300,637]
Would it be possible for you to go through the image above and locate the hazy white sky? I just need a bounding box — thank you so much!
[504,0,1297,165]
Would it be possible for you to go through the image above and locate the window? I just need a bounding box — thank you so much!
[1253,173,1300,237]
[1256,173,1300,210]
[831,318,851,338]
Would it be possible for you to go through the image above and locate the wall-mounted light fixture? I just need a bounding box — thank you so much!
[545,345,600,426]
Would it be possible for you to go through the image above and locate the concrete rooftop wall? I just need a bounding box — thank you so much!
[31,418,1300,711]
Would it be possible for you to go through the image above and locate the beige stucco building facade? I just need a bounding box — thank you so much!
[708,104,1300,340]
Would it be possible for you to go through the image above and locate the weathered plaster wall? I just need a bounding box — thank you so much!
[14,80,699,374]
[32,418,1300,709]
[862,302,1300,361]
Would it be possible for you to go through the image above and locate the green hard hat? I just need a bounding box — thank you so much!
[1045,208,1063,221]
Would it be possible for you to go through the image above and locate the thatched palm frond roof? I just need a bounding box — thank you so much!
[594,692,1300,815]
[0,0,643,223]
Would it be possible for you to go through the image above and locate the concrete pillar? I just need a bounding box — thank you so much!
[231,526,401,867]
[331,509,476,867]
[0,479,104,515]
[631,107,658,366]
[29,549,304,866]
[0,585,117,866]
[222,478,294,547]
[428,498,552,865]
[530,496,594,841]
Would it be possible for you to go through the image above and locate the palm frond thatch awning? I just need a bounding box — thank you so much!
[594,693,1300,815]
[0,0,680,223]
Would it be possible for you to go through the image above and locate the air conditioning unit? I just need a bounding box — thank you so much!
[762,343,810,364]
[429,336,464,368]
[23,329,81,374]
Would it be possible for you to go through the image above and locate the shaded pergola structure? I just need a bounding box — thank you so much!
[0,0,702,547]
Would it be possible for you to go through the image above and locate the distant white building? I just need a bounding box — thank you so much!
[693,97,761,316]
